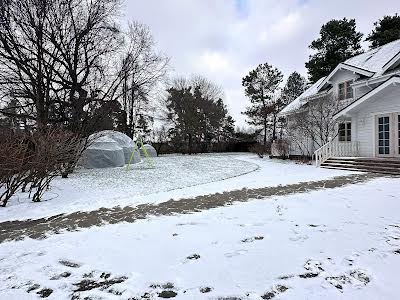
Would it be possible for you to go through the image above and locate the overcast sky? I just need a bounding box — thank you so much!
[123,0,400,128]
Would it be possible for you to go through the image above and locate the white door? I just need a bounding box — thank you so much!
[376,113,400,158]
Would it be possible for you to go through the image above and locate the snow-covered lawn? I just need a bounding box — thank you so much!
[0,153,352,222]
[0,175,399,300]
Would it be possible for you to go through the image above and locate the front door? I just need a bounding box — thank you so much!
[375,113,400,157]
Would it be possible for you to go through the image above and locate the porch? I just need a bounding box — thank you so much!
[313,140,400,175]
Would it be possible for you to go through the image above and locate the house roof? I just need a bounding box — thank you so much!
[280,38,400,116]
[333,75,400,119]
[279,77,326,116]
[344,39,400,77]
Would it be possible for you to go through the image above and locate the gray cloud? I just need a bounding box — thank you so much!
[122,0,400,127]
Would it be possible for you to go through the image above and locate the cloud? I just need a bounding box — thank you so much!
[122,0,400,127]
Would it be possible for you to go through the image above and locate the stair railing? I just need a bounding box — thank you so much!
[314,141,360,167]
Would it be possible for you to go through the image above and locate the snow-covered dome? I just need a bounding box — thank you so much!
[139,144,157,158]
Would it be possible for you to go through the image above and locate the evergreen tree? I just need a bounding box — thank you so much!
[166,83,235,154]
[305,18,364,83]
[242,63,283,145]
[366,14,400,48]
[282,72,307,105]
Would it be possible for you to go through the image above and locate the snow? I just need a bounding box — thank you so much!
[279,77,326,116]
[0,175,399,299]
[0,153,352,222]
[344,39,400,77]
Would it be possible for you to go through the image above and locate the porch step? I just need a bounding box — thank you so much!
[321,157,400,175]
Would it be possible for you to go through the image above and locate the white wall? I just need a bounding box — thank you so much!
[351,85,400,156]
[329,69,359,99]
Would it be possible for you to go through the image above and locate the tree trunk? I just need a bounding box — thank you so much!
[263,119,267,146]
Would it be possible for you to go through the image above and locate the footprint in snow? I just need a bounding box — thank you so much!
[224,249,248,258]
[289,235,309,242]
[350,269,370,285]
[241,236,264,243]
[59,259,81,268]
[261,284,289,299]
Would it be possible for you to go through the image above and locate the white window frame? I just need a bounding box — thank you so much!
[338,80,354,101]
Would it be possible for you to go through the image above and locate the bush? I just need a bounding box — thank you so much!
[0,128,83,206]
[271,139,290,159]
[249,143,270,158]
[0,130,32,207]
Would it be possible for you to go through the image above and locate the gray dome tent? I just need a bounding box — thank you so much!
[81,136,125,169]
[101,130,140,164]
[139,144,157,158]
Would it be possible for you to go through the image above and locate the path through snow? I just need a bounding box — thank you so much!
[0,176,399,299]
[0,173,377,242]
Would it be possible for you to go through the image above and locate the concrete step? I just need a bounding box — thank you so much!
[327,157,400,165]
[321,166,400,176]
[321,162,400,173]
[321,157,400,175]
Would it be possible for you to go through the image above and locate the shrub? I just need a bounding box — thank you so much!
[271,139,290,159]
[0,128,84,206]
[249,143,270,158]
[0,130,32,207]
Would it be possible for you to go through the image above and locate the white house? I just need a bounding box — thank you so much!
[280,39,400,171]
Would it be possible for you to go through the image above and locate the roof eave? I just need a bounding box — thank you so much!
[317,63,375,92]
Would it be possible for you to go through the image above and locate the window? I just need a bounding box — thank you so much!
[338,80,353,100]
[378,116,390,155]
[339,122,351,142]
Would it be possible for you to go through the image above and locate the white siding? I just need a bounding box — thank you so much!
[329,69,360,99]
[351,86,400,156]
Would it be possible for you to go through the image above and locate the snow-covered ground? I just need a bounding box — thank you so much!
[0,153,352,222]
[0,175,399,300]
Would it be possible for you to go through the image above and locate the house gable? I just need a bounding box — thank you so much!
[317,63,374,93]
[333,76,400,119]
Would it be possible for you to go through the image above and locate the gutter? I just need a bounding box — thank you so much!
[352,71,400,88]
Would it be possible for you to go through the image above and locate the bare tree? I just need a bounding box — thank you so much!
[0,0,58,127]
[286,94,339,156]
[0,0,126,132]
[119,22,169,138]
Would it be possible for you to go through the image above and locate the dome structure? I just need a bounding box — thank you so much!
[81,136,125,169]
[139,144,157,158]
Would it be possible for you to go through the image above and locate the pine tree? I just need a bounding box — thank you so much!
[242,63,283,145]
[166,83,235,154]
[305,18,364,83]
[366,14,400,48]
[282,72,306,105]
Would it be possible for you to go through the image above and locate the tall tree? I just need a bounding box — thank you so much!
[242,63,283,145]
[0,0,123,132]
[165,76,235,154]
[282,72,306,105]
[366,14,400,48]
[119,22,169,138]
[305,18,364,83]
